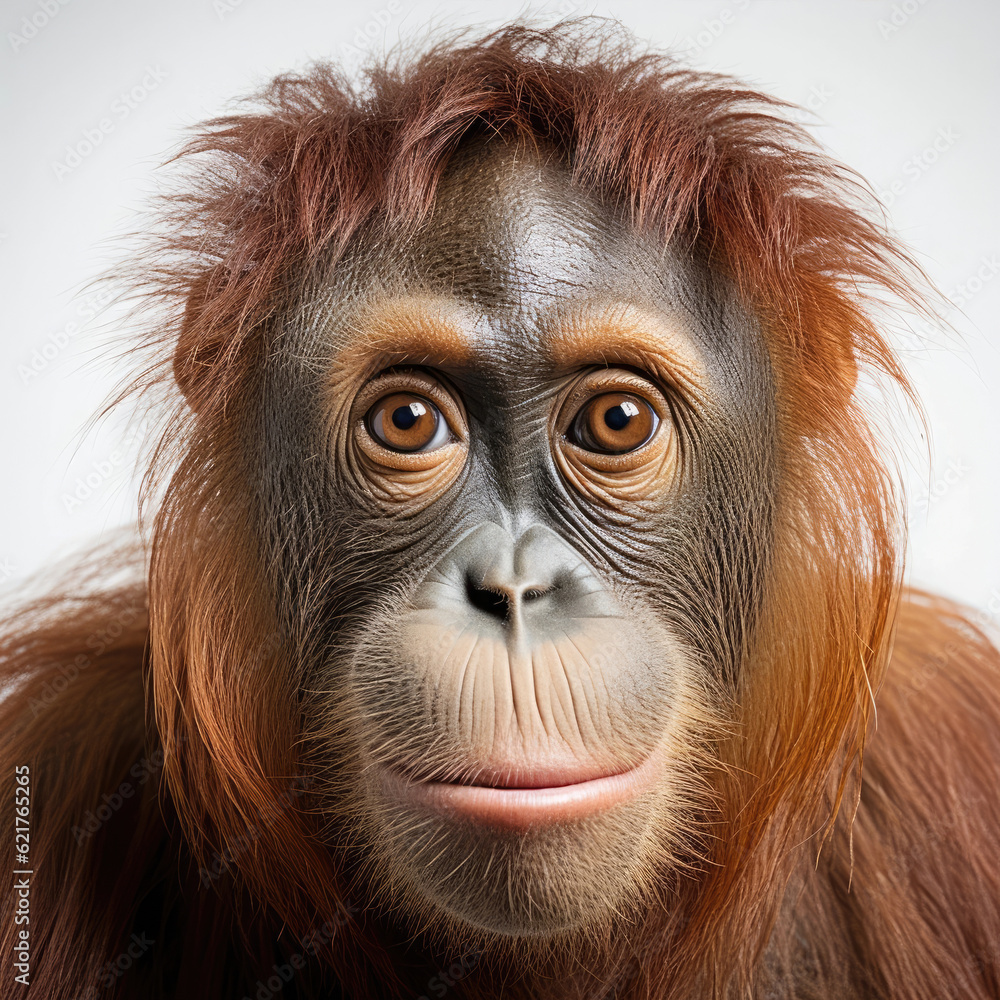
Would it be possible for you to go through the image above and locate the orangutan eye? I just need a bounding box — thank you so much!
[365,393,452,452]
[568,392,659,454]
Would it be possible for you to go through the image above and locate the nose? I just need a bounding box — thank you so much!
[464,546,553,624]
[420,522,616,636]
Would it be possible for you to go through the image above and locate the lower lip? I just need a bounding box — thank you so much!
[384,756,659,831]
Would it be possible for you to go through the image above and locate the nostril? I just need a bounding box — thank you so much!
[465,577,510,620]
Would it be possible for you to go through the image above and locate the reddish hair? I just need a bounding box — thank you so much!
[5,20,996,1000]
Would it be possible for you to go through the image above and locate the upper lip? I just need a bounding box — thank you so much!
[386,751,645,788]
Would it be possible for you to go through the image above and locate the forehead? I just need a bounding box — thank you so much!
[312,137,722,385]
[412,136,678,315]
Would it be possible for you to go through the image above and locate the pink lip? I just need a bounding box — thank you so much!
[383,755,659,831]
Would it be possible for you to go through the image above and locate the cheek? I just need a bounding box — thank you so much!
[349,438,468,507]
[555,439,682,510]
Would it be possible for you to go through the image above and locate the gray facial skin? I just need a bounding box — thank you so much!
[257,135,776,937]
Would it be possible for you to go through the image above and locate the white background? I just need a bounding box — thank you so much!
[1,0,998,613]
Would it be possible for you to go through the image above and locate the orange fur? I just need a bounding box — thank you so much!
[2,21,997,999]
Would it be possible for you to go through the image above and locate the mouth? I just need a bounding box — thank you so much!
[382,754,660,831]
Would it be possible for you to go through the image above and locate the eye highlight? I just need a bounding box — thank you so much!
[569,392,659,454]
[366,392,451,452]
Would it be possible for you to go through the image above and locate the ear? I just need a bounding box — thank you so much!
[173,268,229,412]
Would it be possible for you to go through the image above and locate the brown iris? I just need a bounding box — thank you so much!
[366,392,449,452]
[569,392,658,454]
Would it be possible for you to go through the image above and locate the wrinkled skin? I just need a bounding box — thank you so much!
[260,136,776,938]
